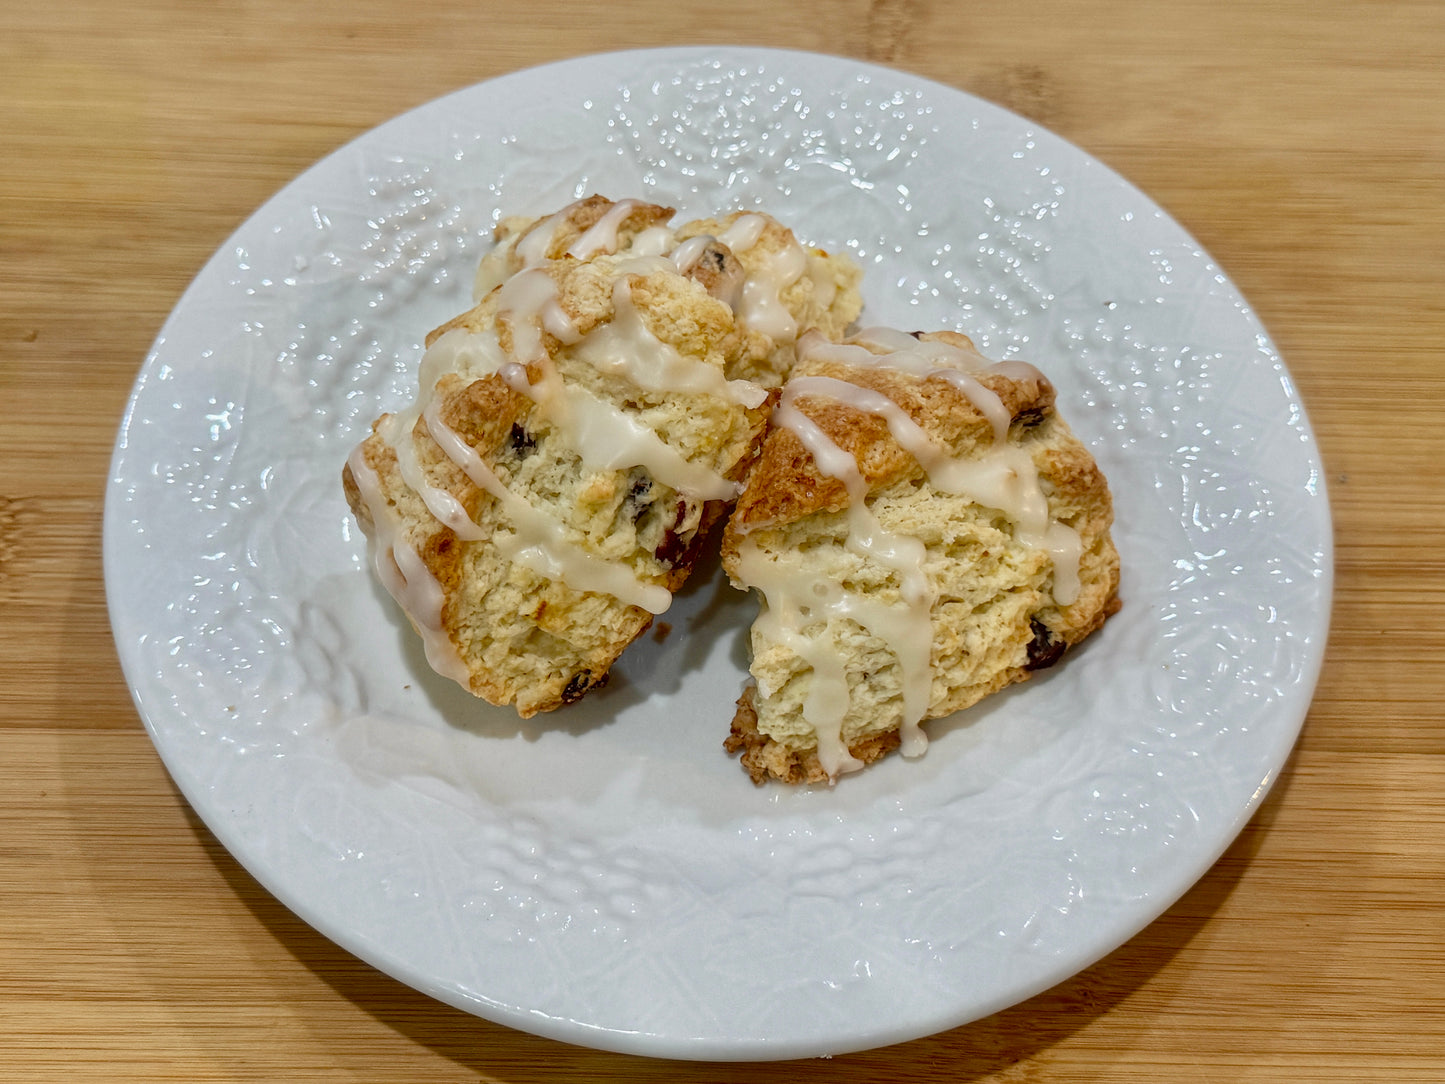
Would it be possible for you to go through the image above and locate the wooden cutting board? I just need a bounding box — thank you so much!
[3,1,1442,1079]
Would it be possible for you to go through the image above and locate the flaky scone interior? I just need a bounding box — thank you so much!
[343,196,863,716]
[720,328,1121,784]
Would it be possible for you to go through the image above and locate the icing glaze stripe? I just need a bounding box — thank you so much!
[345,444,472,686]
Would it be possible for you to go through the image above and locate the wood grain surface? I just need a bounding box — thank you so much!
[3,1,1442,1079]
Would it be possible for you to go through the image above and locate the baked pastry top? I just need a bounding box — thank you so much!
[720,327,1121,784]
[343,197,863,716]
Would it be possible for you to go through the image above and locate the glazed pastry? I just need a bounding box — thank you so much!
[721,328,1121,783]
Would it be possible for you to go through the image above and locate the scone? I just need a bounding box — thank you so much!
[720,327,1121,784]
[476,197,862,387]
[344,197,863,716]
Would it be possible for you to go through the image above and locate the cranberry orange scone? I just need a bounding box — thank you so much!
[343,197,863,716]
[720,328,1121,784]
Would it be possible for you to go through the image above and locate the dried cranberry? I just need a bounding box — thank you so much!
[1025,617,1066,670]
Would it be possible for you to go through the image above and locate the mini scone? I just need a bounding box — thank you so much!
[344,197,863,716]
[720,327,1121,784]
[477,198,863,388]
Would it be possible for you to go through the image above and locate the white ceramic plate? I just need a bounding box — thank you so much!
[105,47,1331,1060]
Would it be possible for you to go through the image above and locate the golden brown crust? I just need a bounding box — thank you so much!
[723,344,1056,546]
[724,686,902,786]
[433,373,531,463]
[340,459,367,533]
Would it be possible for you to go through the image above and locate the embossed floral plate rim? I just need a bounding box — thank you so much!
[104,46,1332,1060]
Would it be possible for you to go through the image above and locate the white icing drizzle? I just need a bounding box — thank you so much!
[786,375,942,483]
[374,335,494,545]
[737,543,937,781]
[514,199,584,267]
[852,325,975,359]
[804,329,1013,444]
[527,378,741,500]
[371,313,677,649]
[494,269,579,431]
[567,198,641,259]
[497,268,581,362]
[388,415,489,542]
[790,335,877,368]
[789,371,1052,554]
[475,198,593,300]
[795,372,1082,606]
[380,201,871,682]
[717,214,767,253]
[494,277,748,499]
[669,234,712,274]
[668,234,746,311]
[807,257,838,310]
[422,399,673,615]
[417,324,509,385]
[572,277,767,408]
[711,214,810,340]
[630,225,678,257]
[738,237,807,341]
[769,386,936,774]
[1043,522,1083,607]
[743,583,864,779]
[345,444,472,686]
[472,244,513,301]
